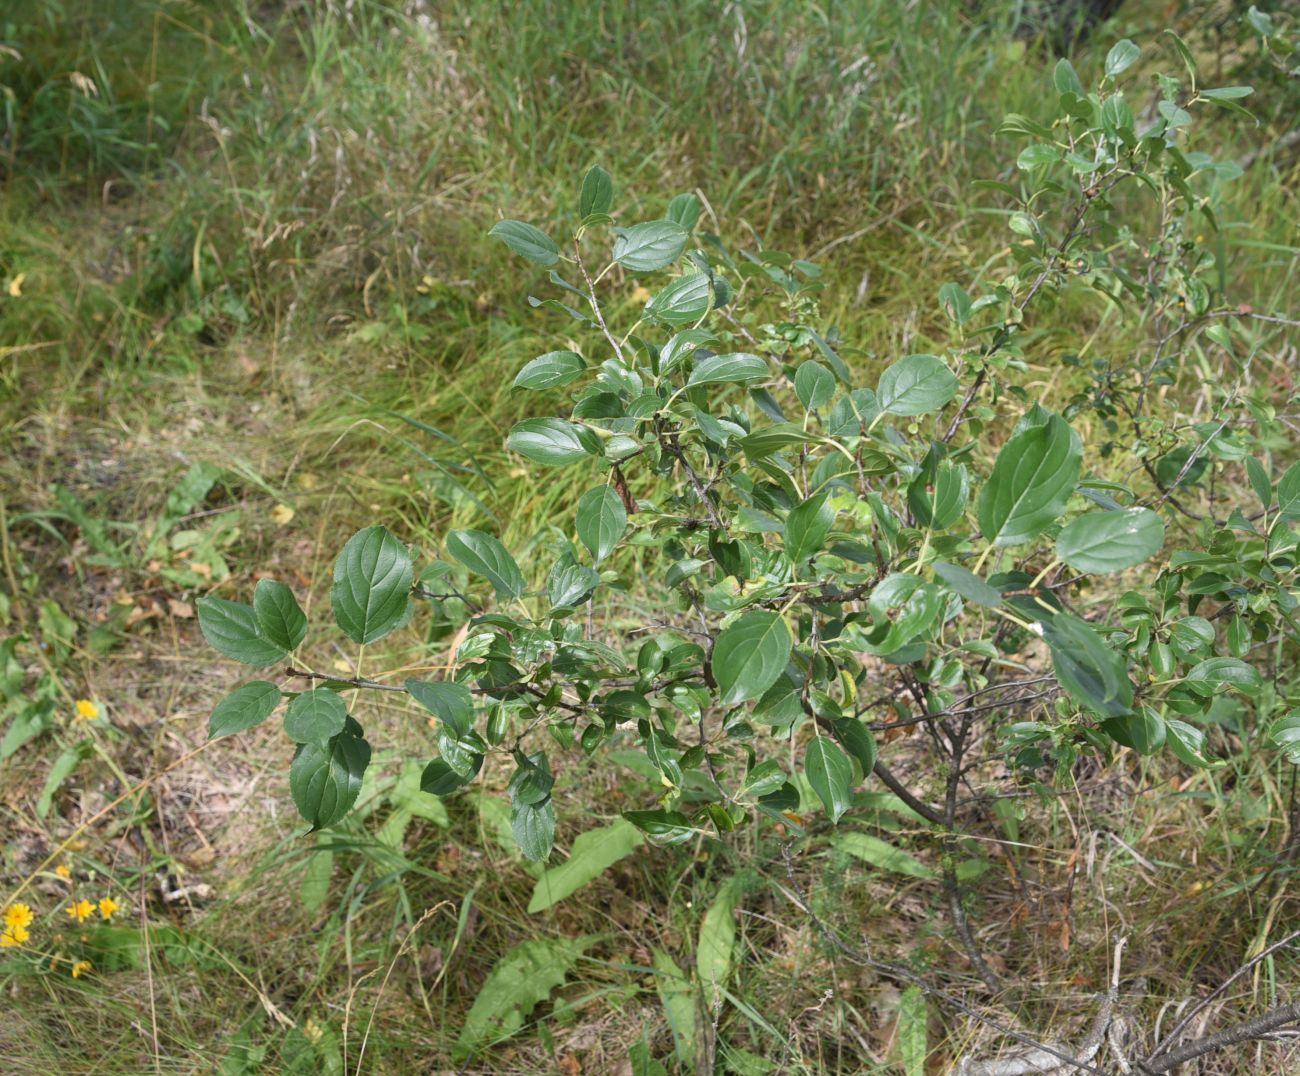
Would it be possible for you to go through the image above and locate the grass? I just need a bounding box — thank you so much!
[2,0,1300,1071]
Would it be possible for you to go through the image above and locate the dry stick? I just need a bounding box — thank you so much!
[777,845,1111,1076]
[1139,1000,1300,1074]
[1144,927,1300,1065]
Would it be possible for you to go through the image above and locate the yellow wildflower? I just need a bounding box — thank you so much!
[74,699,100,720]
[1,925,30,947]
[98,897,120,920]
[65,899,94,923]
[71,960,92,979]
[3,903,33,931]
[55,864,71,880]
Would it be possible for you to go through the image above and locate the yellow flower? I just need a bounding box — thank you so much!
[3,903,33,930]
[98,897,120,920]
[74,699,100,720]
[65,900,94,923]
[71,960,92,979]
[1,925,30,947]
[55,865,71,880]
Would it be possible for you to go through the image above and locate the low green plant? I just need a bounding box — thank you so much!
[197,34,1297,882]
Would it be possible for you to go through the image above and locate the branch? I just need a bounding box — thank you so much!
[1139,1000,1300,1074]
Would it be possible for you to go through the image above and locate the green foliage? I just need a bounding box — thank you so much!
[198,35,1299,891]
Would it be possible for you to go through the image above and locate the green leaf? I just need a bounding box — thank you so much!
[897,986,928,1076]
[330,526,413,645]
[405,679,474,736]
[283,687,348,743]
[653,949,697,1066]
[688,352,769,386]
[576,486,627,564]
[253,580,307,653]
[932,561,1002,608]
[613,221,688,272]
[208,681,282,739]
[1017,143,1060,170]
[794,361,835,411]
[1246,457,1271,510]
[833,718,878,777]
[512,798,556,861]
[665,193,700,231]
[623,809,696,843]
[1268,710,1300,765]
[1167,719,1214,768]
[420,757,480,796]
[784,491,834,564]
[834,832,936,878]
[579,165,613,217]
[645,273,711,326]
[697,876,742,1006]
[447,529,525,600]
[289,727,371,831]
[907,459,968,530]
[977,415,1081,546]
[197,597,288,667]
[1040,612,1132,718]
[488,220,560,266]
[1201,85,1252,100]
[548,555,599,608]
[1185,657,1262,697]
[527,818,643,912]
[712,612,793,706]
[1103,707,1166,755]
[1277,461,1300,523]
[1053,58,1085,97]
[455,937,594,1060]
[513,350,585,391]
[1056,508,1165,574]
[1105,39,1141,78]
[506,417,590,466]
[875,354,958,416]
[805,735,853,822]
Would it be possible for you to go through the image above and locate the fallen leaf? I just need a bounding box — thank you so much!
[167,599,194,619]
[271,504,295,525]
[7,272,25,297]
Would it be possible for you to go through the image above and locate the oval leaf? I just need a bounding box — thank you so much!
[977,415,1081,546]
[197,597,288,668]
[1056,508,1165,574]
[688,352,769,386]
[331,526,413,644]
[576,486,627,564]
[290,729,371,831]
[579,165,613,217]
[446,529,525,600]
[489,219,559,266]
[208,681,282,740]
[253,579,307,653]
[506,418,589,466]
[613,220,687,272]
[405,678,474,736]
[645,273,711,327]
[712,612,793,706]
[876,354,958,416]
[514,351,585,391]
[805,736,853,822]
[283,687,349,744]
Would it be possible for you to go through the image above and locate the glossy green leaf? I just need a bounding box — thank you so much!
[688,352,769,386]
[665,193,700,231]
[197,597,288,667]
[1103,707,1166,755]
[289,726,370,831]
[579,165,613,217]
[875,354,958,416]
[512,797,556,861]
[1185,657,1262,696]
[1268,710,1300,765]
[907,459,968,530]
[283,687,348,743]
[1056,508,1165,574]
[623,809,696,843]
[330,526,413,645]
[253,579,307,652]
[406,678,474,736]
[712,612,793,705]
[547,555,599,608]
[506,418,589,466]
[977,415,1081,546]
[645,272,711,326]
[1277,461,1300,523]
[613,220,687,272]
[489,219,559,266]
[833,718,878,777]
[795,360,835,411]
[513,351,585,390]
[208,681,282,740]
[1105,39,1141,77]
[576,486,627,564]
[447,529,525,599]
[1040,612,1132,718]
[420,757,481,796]
[527,818,643,912]
[1167,719,1214,768]
[932,561,1002,608]
[805,735,853,822]
[784,491,834,564]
